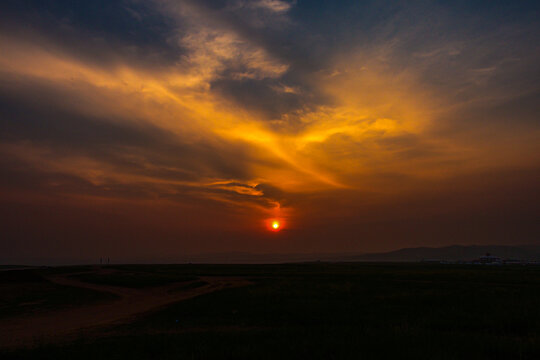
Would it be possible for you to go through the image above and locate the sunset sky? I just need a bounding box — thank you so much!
[1,1,539,264]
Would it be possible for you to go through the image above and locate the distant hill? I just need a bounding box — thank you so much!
[339,245,540,262]
[180,245,540,264]
[4,245,540,265]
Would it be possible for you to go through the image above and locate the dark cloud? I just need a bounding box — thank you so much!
[0,83,158,150]
[211,77,303,120]
[0,74,257,191]
[180,0,335,109]
[0,0,183,69]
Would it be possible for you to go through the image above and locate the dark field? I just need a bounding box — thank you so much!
[2,263,540,359]
[0,269,119,319]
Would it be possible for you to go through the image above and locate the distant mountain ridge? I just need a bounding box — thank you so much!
[339,245,540,262]
[181,245,540,263]
[4,245,540,265]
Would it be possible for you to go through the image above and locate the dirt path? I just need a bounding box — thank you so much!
[0,273,251,348]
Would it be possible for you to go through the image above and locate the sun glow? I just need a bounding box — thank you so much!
[266,215,286,232]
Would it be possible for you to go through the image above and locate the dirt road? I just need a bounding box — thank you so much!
[0,272,251,348]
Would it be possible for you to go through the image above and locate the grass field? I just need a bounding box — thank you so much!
[72,272,198,288]
[0,269,118,319]
[2,263,540,359]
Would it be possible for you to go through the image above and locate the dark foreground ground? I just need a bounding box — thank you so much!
[2,263,540,359]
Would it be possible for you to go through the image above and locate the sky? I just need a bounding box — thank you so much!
[1,0,539,264]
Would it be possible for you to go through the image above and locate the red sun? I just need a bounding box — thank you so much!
[267,219,283,232]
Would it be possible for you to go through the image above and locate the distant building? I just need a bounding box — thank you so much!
[504,259,524,265]
[478,253,502,265]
